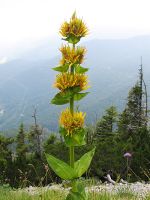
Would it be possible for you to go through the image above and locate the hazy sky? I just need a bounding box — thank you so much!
[0,0,150,55]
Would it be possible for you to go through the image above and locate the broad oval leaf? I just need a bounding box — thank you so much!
[52,64,69,72]
[71,86,81,93]
[51,92,71,105]
[62,128,86,147]
[66,181,87,200]
[63,35,81,44]
[74,92,89,101]
[51,96,69,105]
[75,65,89,73]
[51,87,82,105]
[45,153,77,180]
[74,148,96,177]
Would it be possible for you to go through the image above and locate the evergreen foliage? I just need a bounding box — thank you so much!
[96,106,118,137]
[16,123,28,160]
[28,110,43,158]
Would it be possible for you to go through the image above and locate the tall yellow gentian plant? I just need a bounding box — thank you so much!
[46,12,95,200]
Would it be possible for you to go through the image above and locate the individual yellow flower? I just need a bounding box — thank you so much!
[59,108,86,135]
[54,73,89,91]
[60,45,86,65]
[59,12,88,42]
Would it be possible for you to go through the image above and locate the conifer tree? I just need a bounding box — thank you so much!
[16,123,27,160]
[118,84,143,135]
[28,109,43,158]
[117,67,150,179]
[96,106,118,137]
[0,135,13,183]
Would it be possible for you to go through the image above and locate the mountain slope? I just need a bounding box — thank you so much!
[0,35,150,131]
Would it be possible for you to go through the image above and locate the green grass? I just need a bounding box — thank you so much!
[0,190,137,200]
[0,187,66,200]
[145,194,150,200]
[0,184,149,200]
[114,187,137,200]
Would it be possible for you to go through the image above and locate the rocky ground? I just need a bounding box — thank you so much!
[87,182,150,198]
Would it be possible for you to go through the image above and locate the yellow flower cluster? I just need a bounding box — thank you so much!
[59,108,86,135]
[60,45,86,65]
[59,12,88,38]
[54,73,89,92]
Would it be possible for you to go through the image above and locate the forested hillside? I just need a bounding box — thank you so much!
[0,36,150,131]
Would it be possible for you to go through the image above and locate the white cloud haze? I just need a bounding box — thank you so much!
[0,0,150,54]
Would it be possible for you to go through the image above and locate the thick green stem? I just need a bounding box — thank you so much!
[69,83,74,168]
[70,95,74,168]
[70,97,74,115]
[69,43,75,168]
[70,146,74,168]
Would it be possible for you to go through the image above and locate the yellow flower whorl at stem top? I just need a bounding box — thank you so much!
[60,45,86,65]
[54,73,89,92]
[59,108,86,135]
[59,12,88,38]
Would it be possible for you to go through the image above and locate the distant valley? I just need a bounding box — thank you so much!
[0,35,150,132]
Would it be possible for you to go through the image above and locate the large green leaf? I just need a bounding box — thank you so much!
[63,35,81,44]
[71,86,81,93]
[66,181,87,200]
[75,65,89,73]
[74,92,89,101]
[51,92,70,105]
[45,154,77,180]
[60,128,86,147]
[51,87,82,105]
[74,148,96,177]
[52,64,69,72]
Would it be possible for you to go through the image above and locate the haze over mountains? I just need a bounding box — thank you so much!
[0,35,150,132]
